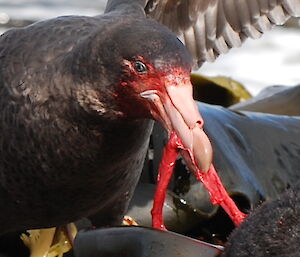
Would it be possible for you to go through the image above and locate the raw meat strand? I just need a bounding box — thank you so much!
[152,132,247,230]
[151,132,179,230]
[194,165,247,226]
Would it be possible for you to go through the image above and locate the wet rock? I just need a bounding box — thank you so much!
[74,227,223,257]
[230,85,300,115]
[126,183,202,233]
[191,73,252,107]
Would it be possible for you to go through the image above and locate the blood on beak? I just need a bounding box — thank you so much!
[140,79,213,172]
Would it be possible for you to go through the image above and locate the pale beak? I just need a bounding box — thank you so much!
[140,81,213,172]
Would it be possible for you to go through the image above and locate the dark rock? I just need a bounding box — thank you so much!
[74,227,223,257]
[191,73,252,107]
[230,85,300,115]
[127,183,201,233]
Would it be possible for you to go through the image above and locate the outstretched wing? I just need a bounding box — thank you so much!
[145,0,300,67]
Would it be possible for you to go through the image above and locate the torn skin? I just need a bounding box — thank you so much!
[151,132,246,230]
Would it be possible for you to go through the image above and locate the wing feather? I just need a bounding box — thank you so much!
[145,0,300,68]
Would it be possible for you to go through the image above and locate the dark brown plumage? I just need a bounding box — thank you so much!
[0,1,202,234]
[0,0,299,234]
[0,13,180,233]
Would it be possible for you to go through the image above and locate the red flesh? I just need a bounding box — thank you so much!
[194,165,247,226]
[119,59,246,228]
[152,132,246,230]
[151,132,179,230]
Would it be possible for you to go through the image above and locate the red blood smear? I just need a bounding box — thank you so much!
[194,165,247,226]
[151,132,179,230]
[151,132,246,230]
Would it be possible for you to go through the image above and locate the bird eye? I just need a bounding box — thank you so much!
[134,61,147,74]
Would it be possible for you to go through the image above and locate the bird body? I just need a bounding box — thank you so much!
[0,12,157,233]
[0,0,299,234]
[0,2,208,234]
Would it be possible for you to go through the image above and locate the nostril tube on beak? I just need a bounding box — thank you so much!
[196,119,203,127]
[188,119,202,130]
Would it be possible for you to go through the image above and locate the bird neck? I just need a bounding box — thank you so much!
[105,0,146,16]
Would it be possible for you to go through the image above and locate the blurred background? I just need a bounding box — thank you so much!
[0,0,299,95]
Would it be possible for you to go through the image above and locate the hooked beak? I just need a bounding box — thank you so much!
[140,80,213,172]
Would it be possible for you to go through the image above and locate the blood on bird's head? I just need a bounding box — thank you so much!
[70,17,193,120]
[102,18,194,119]
[115,54,192,119]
